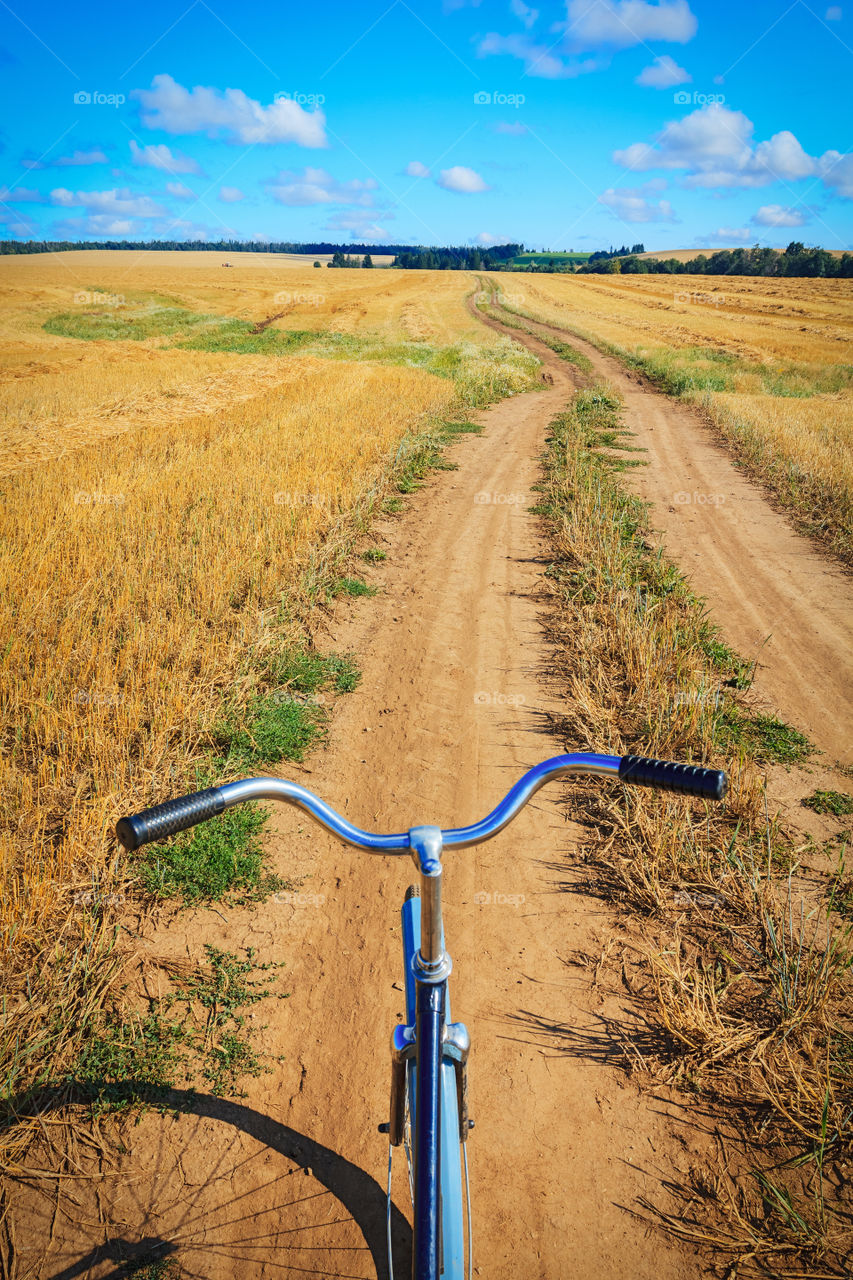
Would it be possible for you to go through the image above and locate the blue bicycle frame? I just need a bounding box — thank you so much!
[116,751,727,1280]
[400,884,466,1280]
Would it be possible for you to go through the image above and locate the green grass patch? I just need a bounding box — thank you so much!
[328,576,376,599]
[361,547,387,562]
[217,646,362,766]
[219,690,325,765]
[716,707,815,764]
[133,648,361,903]
[804,789,853,817]
[44,299,541,406]
[540,336,593,374]
[442,419,484,435]
[120,1259,181,1279]
[73,945,286,1112]
[44,305,219,343]
[180,321,329,356]
[263,646,361,696]
[134,794,280,904]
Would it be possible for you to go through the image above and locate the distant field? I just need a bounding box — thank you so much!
[493,270,853,559]
[0,250,499,466]
[512,251,591,265]
[637,246,847,262]
[637,247,742,262]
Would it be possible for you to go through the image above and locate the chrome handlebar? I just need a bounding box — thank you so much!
[116,752,726,854]
[116,751,727,983]
[216,753,622,849]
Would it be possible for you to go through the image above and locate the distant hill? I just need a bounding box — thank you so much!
[639,247,847,262]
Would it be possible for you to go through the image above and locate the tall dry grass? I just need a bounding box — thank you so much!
[542,383,853,1273]
[0,255,540,1168]
[0,358,457,964]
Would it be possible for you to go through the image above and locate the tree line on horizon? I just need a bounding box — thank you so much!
[390,244,521,270]
[578,241,853,278]
[0,238,424,257]
[0,237,849,277]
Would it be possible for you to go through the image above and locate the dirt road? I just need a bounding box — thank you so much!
[18,347,711,1278]
[476,301,853,774]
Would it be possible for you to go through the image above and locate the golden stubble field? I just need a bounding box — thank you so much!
[0,253,539,990]
[496,270,853,558]
[0,251,500,469]
[2,250,851,1134]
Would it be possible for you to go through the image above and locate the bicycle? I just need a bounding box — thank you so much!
[117,751,727,1280]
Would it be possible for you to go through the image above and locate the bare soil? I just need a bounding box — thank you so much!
[12,348,715,1279]
[477,303,853,839]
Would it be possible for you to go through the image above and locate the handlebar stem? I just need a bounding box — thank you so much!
[409,826,451,984]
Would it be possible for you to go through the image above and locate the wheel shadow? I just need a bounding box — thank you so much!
[5,1083,411,1279]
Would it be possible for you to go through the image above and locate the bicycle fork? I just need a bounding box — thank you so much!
[389,1012,470,1151]
[384,827,472,1280]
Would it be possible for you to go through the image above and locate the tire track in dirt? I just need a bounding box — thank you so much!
[17,349,714,1278]
[475,300,853,775]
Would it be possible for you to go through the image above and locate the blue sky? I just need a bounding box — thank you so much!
[0,0,850,250]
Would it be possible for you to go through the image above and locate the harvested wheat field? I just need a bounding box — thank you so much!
[2,252,852,1280]
[0,252,537,1079]
[494,271,853,560]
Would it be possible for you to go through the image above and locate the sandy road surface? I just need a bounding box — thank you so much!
[16,348,710,1279]
[477,302,853,772]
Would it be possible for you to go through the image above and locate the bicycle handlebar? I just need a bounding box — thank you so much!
[115,752,727,854]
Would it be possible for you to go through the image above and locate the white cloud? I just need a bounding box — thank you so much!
[752,204,808,227]
[826,6,842,19]
[219,186,245,203]
[566,0,697,48]
[54,215,138,236]
[614,104,852,198]
[636,54,690,87]
[405,161,431,178]
[693,226,753,246]
[510,0,538,28]
[267,167,377,207]
[495,120,529,135]
[166,181,195,198]
[49,187,168,218]
[130,140,202,175]
[325,210,391,240]
[132,74,327,147]
[598,185,679,222]
[473,231,509,245]
[56,149,109,167]
[478,31,600,77]
[437,166,490,193]
[23,149,107,170]
[0,186,44,203]
[615,104,754,173]
[819,150,853,199]
[750,131,816,182]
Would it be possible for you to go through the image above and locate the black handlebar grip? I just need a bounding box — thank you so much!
[116,787,226,851]
[619,755,727,801]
